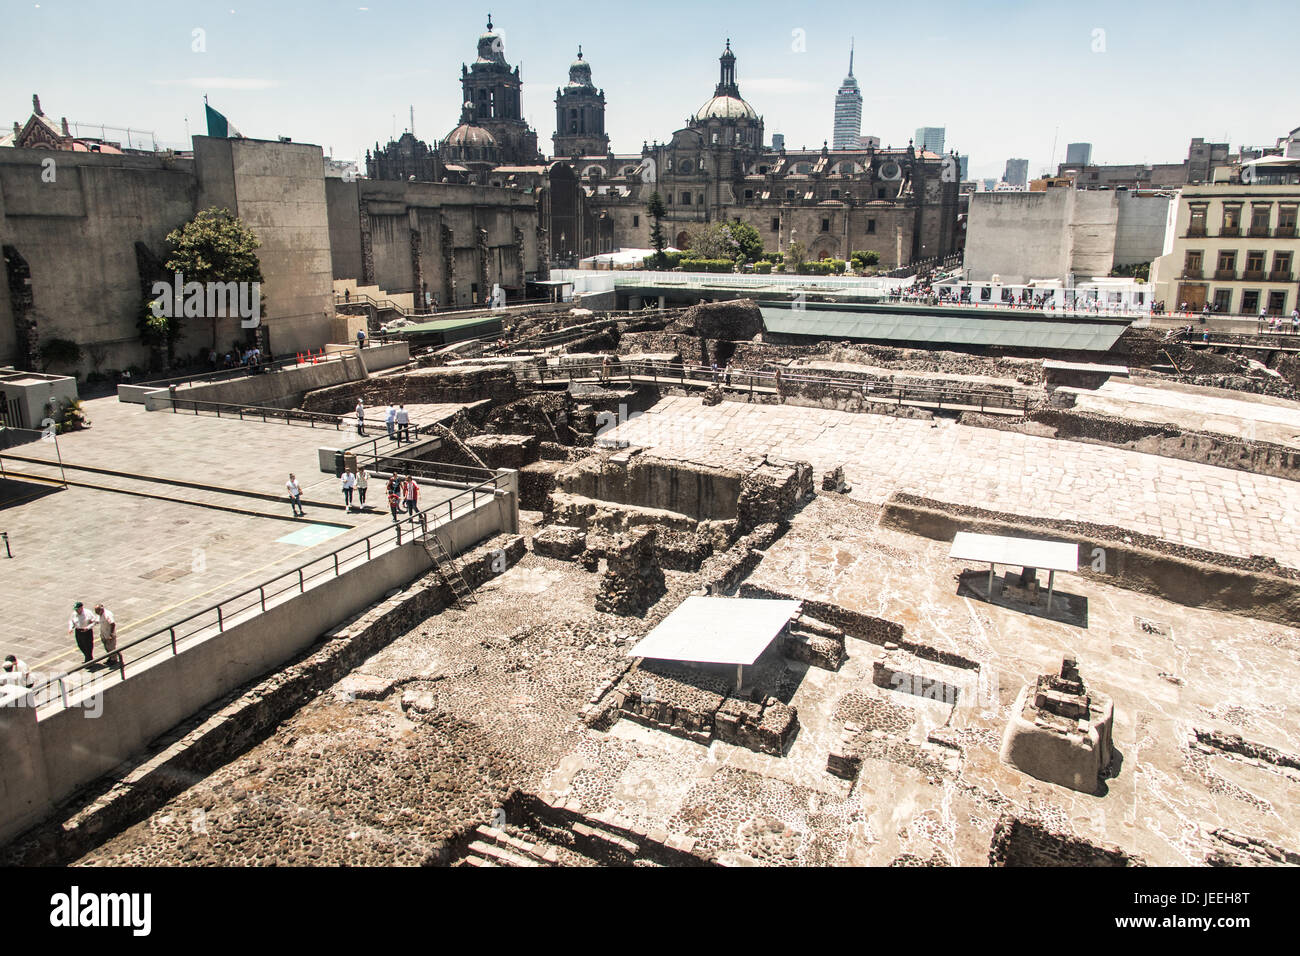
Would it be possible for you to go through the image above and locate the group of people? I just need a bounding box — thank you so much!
[385,474,421,521]
[285,467,420,521]
[67,601,121,668]
[339,467,370,513]
[353,401,413,443]
[1,654,32,688]
[209,347,266,372]
[1258,309,1300,333]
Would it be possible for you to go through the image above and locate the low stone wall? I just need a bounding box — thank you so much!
[738,584,982,671]
[960,407,1300,481]
[300,365,520,413]
[880,492,1300,625]
[553,453,745,523]
[519,460,565,512]
[988,814,1142,867]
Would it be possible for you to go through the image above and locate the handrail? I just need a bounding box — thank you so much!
[165,396,446,435]
[527,358,1030,412]
[25,474,504,711]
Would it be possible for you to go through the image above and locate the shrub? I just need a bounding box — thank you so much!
[754,261,773,274]
[38,337,83,372]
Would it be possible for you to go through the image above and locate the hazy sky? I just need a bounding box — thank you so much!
[3,0,1296,180]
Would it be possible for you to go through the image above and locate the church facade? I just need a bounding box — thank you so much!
[365,28,960,268]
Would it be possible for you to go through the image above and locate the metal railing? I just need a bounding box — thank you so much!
[24,474,504,713]
[528,358,1030,414]
[167,397,347,428]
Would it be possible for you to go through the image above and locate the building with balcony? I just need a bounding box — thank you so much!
[1149,182,1300,314]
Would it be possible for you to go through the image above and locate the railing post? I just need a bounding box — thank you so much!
[169,627,177,653]
[299,568,305,592]
[260,585,266,611]
[366,538,371,560]
[217,605,224,632]
[334,553,340,575]
[58,677,68,709]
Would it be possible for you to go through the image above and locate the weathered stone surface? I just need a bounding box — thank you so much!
[532,525,586,560]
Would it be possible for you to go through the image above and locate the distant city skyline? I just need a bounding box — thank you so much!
[2,0,1296,180]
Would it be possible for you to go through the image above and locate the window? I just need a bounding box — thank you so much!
[867,219,876,234]
[1245,250,1266,278]
[785,189,795,200]
[1250,204,1272,236]
[1184,250,1203,276]
[1278,204,1298,236]
[697,193,704,206]
[758,165,769,174]
[980,287,992,301]
[632,215,640,228]
[1242,289,1260,314]
[744,189,754,200]
[821,218,830,232]
[1221,204,1242,236]
[1273,251,1293,279]
[830,189,840,200]
[877,187,886,199]
[1216,250,1236,278]
[771,217,780,231]
[1268,290,1287,315]
[1213,289,1233,312]
[681,192,691,205]
[1188,204,1207,237]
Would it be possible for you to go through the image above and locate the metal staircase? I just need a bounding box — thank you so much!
[419,532,476,608]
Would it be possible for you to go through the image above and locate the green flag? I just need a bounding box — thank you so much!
[204,102,241,139]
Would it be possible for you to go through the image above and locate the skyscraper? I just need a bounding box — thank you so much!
[1065,142,1093,166]
[1004,158,1029,188]
[832,41,862,150]
[772,133,784,151]
[915,127,945,154]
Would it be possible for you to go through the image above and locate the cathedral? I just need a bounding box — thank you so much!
[365,24,961,268]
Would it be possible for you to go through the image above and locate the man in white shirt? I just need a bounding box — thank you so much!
[1,655,32,688]
[68,602,99,663]
[385,404,396,440]
[94,603,121,669]
[341,468,357,512]
[285,473,305,517]
[355,399,366,437]
[395,404,410,444]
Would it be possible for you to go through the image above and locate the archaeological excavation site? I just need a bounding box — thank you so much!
[3,297,1300,871]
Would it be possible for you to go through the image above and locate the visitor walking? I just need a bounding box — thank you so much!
[357,327,367,349]
[385,403,396,440]
[395,404,410,444]
[355,399,366,436]
[386,474,402,521]
[356,467,369,510]
[94,603,121,669]
[68,602,98,664]
[1292,309,1299,334]
[285,473,305,517]
[341,468,356,512]
[402,474,420,515]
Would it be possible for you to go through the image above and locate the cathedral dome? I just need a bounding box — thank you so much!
[694,95,758,122]
[443,123,497,148]
[566,48,595,90]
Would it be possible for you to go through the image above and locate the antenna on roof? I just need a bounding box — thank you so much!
[849,38,854,76]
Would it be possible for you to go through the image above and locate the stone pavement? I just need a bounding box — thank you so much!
[0,395,471,670]
[605,396,1300,569]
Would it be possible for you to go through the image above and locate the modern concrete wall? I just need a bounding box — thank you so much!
[1069,190,1118,277]
[964,190,1072,283]
[0,491,517,846]
[194,137,335,357]
[1113,192,1173,267]
[161,356,364,409]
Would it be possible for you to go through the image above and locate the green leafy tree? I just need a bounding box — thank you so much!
[163,207,265,350]
[787,240,806,271]
[137,297,182,371]
[647,192,668,268]
[685,219,763,265]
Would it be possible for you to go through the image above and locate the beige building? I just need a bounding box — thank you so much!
[1150,181,1300,315]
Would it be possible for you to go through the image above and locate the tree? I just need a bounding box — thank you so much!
[787,240,806,271]
[647,192,667,268]
[685,219,763,265]
[137,297,182,371]
[163,207,265,350]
